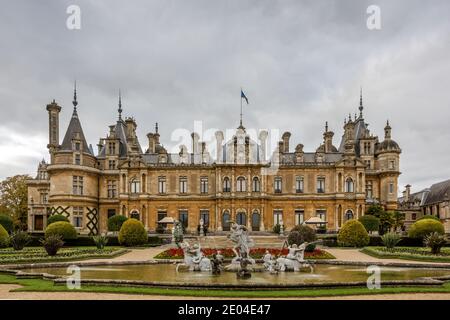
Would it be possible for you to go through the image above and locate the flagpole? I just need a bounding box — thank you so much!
[240,87,243,128]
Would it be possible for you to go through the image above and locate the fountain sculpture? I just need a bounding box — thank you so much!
[176,241,211,272]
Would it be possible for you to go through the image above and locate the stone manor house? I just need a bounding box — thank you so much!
[27,88,401,235]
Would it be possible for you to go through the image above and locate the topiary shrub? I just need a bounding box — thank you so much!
[272,224,281,234]
[288,225,316,246]
[118,218,147,246]
[0,215,14,234]
[381,232,401,249]
[408,219,444,239]
[45,221,77,240]
[9,231,31,250]
[338,220,370,247]
[418,215,440,222]
[108,215,128,232]
[0,224,9,248]
[424,232,447,254]
[47,214,69,225]
[359,215,380,233]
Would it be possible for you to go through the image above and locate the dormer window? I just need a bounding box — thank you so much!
[75,142,81,151]
[108,142,116,155]
[74,154,81,165]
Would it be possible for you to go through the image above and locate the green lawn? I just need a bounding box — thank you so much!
[362,247,450,263]
[0,247,128,264]
[1,273,450,298]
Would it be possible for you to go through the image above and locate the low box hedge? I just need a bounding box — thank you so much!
[321,235,433,248]
[26,235,164,247]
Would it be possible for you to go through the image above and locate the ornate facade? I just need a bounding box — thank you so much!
[27,88,401,235]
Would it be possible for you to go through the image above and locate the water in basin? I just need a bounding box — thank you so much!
[22,264,450,285]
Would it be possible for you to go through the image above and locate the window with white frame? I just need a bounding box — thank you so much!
[72,176,83,195]
[274,177,282,193]
[317,177,325,193]
[107,180,117,198]
[200,177,208,194]
[158,176,166,194]
[179,176,187,194]
[345,178,354,193]
[295,176,304,193]
[252,177,260,192]
[223,177,231,192]
[295,209,304,225]
[237,176,246,192]
[73,206,83,228]
[273,210,283,225]
[130,179,140,194]
[316,209,326,221]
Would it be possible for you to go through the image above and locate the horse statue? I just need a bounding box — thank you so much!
[176,241,212,272]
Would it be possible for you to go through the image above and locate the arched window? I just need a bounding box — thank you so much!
[345,210,354,221]
[252,177,260,192]
[130,179,140,194]
[345,178,354,193]
[130,210,140,220]
[223,177,231,192]
[237,176,246,192]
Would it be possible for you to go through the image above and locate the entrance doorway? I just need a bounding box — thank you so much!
[34,215,43,231]
[222,211,231,231]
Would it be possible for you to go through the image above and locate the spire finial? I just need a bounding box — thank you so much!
[155,122,159,134]
[118,89,123,120]
[325,121,328,132]
[359,87,363,117]
[72,81,78,109]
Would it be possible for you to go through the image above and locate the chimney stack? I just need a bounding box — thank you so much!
[282,132,291,153]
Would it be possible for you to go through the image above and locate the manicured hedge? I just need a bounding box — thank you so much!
[0,215,14,234]
[322,235,428,247]
[44,221,77,240]
[0,224,9,248]
[108,215,128,232]
[409,219,445,239]
[118,219,148,246]
[337,220,370,247]
[25,235,164,247]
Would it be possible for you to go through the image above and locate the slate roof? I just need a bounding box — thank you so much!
[423,179,450,206]
[60,108,93,155]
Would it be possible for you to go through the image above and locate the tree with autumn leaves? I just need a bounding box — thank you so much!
[0,175,30,231]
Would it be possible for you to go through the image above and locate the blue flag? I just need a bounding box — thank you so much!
[241,90,249,104]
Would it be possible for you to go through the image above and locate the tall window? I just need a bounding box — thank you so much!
[317,177,325,193]
[200,209,210,225]
[366,181,373,199]
[295,176,304,193]
[179,176,187,194]
[389,160,395,170]
[316,209,326,221]
[345,178,354,193]
[179,210,188,229]
[274,177,282,193]
[252,177,260,192]
[108,160,116,170]
[130,179,140,194]
[389,183,394,194]
[74,154,81,165]
[40,192,48,204]
[365,160,371,169]
[73,206,83,228]
[295,209,304,225]
[72,176,83,195]
[237,177,246,192]
[107,180,117,198]
[74,142,81,151]
[200,177,208,194]
[273,210,283,225]
[108,142,116,155]
[223,177,231,192]
[158,176,166,194]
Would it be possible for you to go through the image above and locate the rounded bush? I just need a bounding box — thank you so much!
[0,224,9,248]
[108,215,128,232]
[0,214,14,233]
[118,218,147,246]
[408,219,444,239]
[338,220,370,247]
[47,214,69,225]
[418,215,440,222]
[358,215,380,233]
[45,221,77,240]
[288,225,316,246]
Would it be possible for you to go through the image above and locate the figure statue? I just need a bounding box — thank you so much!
[199,218,204,236]
[211,250,224,275]
[173,220,184,247]
[263,250,278,274]
[276,242,312,272]
[225,221,255,275]
[176,241,211,272]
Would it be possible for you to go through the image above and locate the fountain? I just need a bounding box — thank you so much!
[224,221,256,278]
[176,241,211,272]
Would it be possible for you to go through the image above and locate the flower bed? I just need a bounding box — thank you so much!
[0,247,127,264]
[154,247,335,260]
[362,246,450,263]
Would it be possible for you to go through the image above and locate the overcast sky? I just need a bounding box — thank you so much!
[0,0,449,195]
